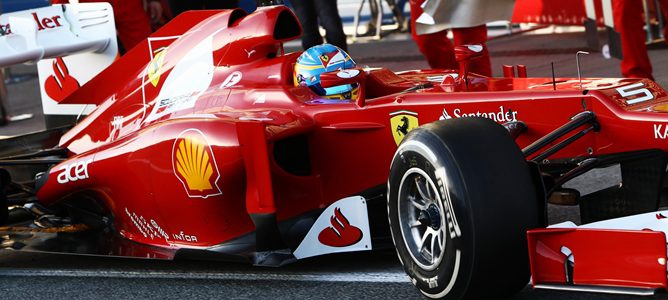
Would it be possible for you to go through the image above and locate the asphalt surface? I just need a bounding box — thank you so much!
[0,250,658,300]
[1,22,668,300]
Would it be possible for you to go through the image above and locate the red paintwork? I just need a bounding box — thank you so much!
[512,0,604,26]
[527,228,668,289]
[31,6,668,255]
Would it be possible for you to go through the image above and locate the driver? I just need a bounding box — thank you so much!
[294,44,359,100]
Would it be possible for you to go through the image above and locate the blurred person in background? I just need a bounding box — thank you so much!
[292,0,347,51]
[0,70,7,125]
[409,0,514,76]
[145,0,166,29]
[365,0,407,34]
[614,0,668,80]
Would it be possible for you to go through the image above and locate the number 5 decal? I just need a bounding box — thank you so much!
[616,82,654,105]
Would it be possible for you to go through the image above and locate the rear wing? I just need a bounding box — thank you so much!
[0,3,117,122]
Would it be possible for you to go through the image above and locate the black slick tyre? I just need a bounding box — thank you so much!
[387,117,540,299]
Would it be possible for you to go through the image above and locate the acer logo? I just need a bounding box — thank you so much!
[57,159,92,184]
[318,208,363,247]
[32,12,63,31]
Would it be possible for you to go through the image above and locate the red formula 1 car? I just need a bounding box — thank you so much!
[1,3,668,300]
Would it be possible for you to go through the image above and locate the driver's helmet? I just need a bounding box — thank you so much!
[294,44,358,100]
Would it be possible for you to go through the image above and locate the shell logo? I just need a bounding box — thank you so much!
[172,129,222,198]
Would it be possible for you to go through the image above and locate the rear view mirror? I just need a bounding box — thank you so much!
[320,67,365,88]
[454,44,484,62]
[454,44,485,90]
[319,67,366,107]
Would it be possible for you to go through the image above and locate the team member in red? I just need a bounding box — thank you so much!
[51,0,158,51]
[0,70,7,125]
[409,0,488,74]
[613,0,668,79]
[409,0,513,76]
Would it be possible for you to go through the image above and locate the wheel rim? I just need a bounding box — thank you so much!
[397,167,448,271]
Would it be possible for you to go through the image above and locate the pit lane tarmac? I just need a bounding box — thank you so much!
[0,249,664,300]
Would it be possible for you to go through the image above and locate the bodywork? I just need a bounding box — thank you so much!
[1,4,668,295]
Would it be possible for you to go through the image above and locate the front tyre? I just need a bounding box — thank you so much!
[388,117,540,299]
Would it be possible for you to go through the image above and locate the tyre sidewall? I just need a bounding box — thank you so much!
[388,117,539,299]
[388,129,475,299]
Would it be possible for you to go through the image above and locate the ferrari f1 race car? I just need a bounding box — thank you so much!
[1,3,668,299]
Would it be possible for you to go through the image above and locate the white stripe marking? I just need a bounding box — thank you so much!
[0,268,411,283]
[9,113,33,121]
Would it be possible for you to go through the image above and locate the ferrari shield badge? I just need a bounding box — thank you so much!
[172,129,222,198]
[390,110,419,145]
[148,48,166,87]
[145,36,176,90]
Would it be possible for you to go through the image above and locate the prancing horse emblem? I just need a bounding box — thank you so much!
[396,116,410,136]
[389,111,419,146]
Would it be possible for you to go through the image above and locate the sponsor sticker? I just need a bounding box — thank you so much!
[220,71,242,88]
[57,159,93,184]
[439,105,518,123]
[31,12,64,31]
[616,82,654,105]
[654,124,668,139]
[111,116,123,131]
[318,208,363,247]
[148,48,167,87]
[294,196,372,259]
[44,57,81,102]
[1,8,66,36]
[147,93,199,122]
[125,208,170,242]
[172,231,198,242]
[390,110,419,145]
[0,23,11,35]
[141,34,214,123]
[244,48,256,58]
[171,129,222,198]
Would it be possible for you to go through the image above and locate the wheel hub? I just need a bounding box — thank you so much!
[397,169,448,271]
[418,204,441,230]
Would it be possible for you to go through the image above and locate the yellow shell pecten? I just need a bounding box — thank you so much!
[175,136,214,191]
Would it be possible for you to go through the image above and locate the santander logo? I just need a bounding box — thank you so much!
[1,12,62,36]
[44,57,80,102]
[318,208,363,247]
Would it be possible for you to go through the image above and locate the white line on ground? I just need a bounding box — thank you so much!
[9,113,33,122]
[0,268,410,283]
